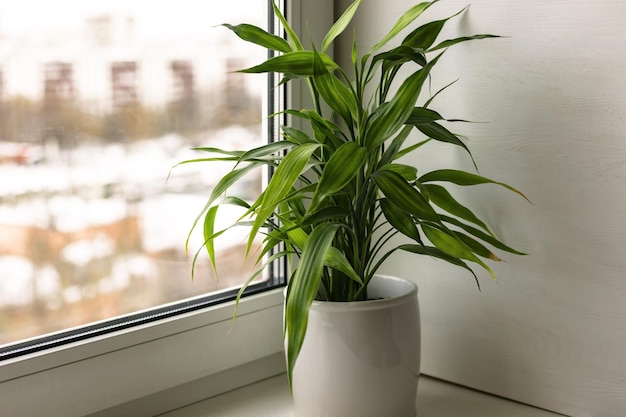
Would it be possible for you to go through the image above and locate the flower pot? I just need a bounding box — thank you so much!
[289,275,420,417]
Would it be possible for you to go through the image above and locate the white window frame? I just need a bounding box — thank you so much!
[0,1,333,416]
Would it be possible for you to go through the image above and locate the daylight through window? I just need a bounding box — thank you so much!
[0,1,274,349]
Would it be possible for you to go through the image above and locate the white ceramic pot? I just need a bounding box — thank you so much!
[289,275,420,417]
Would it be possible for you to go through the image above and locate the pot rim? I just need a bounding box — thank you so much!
[286,274,418,312]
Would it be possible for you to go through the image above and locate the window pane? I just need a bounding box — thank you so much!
[0,1,270,346]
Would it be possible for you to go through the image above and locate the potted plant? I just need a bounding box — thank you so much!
[176,1,526,416]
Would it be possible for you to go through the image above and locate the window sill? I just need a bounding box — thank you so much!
[1,289,286,417]
[160,374,564,417]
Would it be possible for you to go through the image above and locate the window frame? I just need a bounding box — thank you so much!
[0,1,334,415]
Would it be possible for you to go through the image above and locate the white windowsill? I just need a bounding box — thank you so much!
[160,374,566,417]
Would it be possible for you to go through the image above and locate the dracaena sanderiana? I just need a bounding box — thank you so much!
[173,0,528,388]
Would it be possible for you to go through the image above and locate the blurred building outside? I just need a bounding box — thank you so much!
[0,8,267,344]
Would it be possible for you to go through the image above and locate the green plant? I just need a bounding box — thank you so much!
[175,0,527,386]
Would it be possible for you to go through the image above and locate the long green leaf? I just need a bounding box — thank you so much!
[440,215,527,255]
[281,126,317,145]
[237,140,294,164]
[399,244,478,286]
[310,142,367,212]
[401,7,466,50]
[394,138,431,160]
[272,0,303,51]
[191,218,256,281]
[232,250,296,325]
[380,199,422,243]
[299,206,350,229]
[453,231,502,261]
[373,45,427,71]
[421,224,495,280]
[170,148,246,170]
[189,147,244,157]
[222,23,291,53]
[186,163,261,253]
[372,170,439,222]
[203,206,219,276]
[351,31,359,75]
[171,156,241,168]
[300,109,343,143]
[239,51,337,76]
[429,34,501,52]
[379,163,418,181]
[248,143,321,252]
[325,247,362,284]
[364,52,443,149]
[424,78,459,107]
[415,121,474,166]
[206,164,261,208]
[221,195,252,210]
[286,223,340,388]
[379,125,413,166]
[312,47,356,124]
[369,1,438,53]
[419,169,530,202]
[275,215,309,250]
[423,183,492,235]
[322,0,363,53]
[405,107,444,125]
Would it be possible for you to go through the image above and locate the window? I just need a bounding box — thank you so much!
[0,0,279,357]
[0,1,333,415]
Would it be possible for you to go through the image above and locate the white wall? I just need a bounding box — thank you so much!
[336,1,626,416]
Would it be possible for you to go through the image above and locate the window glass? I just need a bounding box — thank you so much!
[0,1,270,347]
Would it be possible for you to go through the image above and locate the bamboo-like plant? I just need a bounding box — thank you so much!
[175,0,527,386]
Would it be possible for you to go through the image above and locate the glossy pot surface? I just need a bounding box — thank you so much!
[289,275,420,417]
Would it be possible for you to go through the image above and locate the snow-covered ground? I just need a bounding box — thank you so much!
[0,1,270,344]
[0,127,263,313]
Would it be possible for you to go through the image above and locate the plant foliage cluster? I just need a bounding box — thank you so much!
[175,0,527,385]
